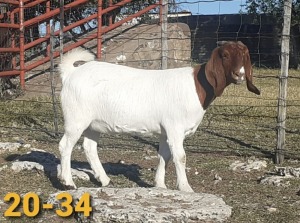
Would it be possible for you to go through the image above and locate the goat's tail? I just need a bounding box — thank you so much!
[59,48,95,82]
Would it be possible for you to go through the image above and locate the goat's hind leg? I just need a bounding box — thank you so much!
[83,128,110,187]
[155,134,171,189]
[59,132,82,189]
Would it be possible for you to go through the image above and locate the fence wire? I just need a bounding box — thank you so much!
[0,0,299,161]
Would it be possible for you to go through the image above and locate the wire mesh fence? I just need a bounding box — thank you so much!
[0,0,299,161]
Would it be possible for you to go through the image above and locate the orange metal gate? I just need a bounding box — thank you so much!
[0,0,161,88]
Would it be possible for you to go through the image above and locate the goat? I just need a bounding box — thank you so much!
[58,41,260,192]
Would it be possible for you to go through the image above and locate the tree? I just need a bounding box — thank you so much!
[246,0,300,25]
[246,0,300,69]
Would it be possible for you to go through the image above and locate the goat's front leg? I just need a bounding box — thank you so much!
[83,129,110,187]
[167,130,193,192]
[155,134,172,189]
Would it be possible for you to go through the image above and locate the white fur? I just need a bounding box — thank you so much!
[59,49,206,192]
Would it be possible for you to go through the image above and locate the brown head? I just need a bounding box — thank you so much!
[205,41,260,96]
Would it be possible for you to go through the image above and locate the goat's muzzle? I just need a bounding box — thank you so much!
[232,66,245,85]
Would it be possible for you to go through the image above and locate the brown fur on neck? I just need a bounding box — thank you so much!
[193,64,216,110]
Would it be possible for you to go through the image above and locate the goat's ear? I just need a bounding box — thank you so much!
[244,48,261,95]
[205,47,227,97]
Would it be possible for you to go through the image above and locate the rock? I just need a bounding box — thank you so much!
[47,187,232,223]
[9,149,93,181]
[229,159,267,172]
[275,166,300,178]
[11,161,44,172]
[214,174,222,184]
[265,206,277,213]
[23,144,31,149]
[259,166,300,187]
[0,164,8,171]
[260,175,291,187]
[9,149,142,183]
[0,142,22,153]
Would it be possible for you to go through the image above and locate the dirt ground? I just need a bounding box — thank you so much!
[0,135,299,223]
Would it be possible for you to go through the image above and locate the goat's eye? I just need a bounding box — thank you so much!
[223,53,229,59]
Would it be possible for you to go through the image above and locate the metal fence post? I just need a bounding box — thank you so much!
[275,0,293,164]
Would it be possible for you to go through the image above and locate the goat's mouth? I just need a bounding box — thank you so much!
[232,73,245,85]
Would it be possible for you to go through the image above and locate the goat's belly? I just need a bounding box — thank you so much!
[89,119,161,136]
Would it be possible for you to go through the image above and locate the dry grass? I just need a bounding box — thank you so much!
[0,68,299,222]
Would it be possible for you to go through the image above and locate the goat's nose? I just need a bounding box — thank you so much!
[239,66,245,75]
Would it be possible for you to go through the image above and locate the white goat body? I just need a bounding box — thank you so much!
[59,49,204,192]
[59,42,260,192]
[61,54,204,137]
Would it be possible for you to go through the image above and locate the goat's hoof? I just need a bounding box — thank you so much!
[179,185,194,193]
[63,184,77,190]
[155,184,167,189]
[105,180,114,187]
[98,176,111,187]
[64,184,77,190]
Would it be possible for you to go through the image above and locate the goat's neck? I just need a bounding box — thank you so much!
[193,63,217,110]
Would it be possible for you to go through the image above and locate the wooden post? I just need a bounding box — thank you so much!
[161,0,168,70]
[50,24,59,136]
[59,0,64,63]
[275,0,292,164]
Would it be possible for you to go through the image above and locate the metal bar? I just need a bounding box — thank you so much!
[25,35,50,50]
[0,48,20,52]
[102,3,159,33]
[24,0,159,51]
[11,0,46,14]
[24,11,96,50]
[1,0,160,79]
[23,0,88,28]
[25,33,98,71]
[23,0,47,9]
[0,70,20,76]
[24,1,159,54]
[0,0,19,5]
[0,23,19,28]
[11,9,16,69]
